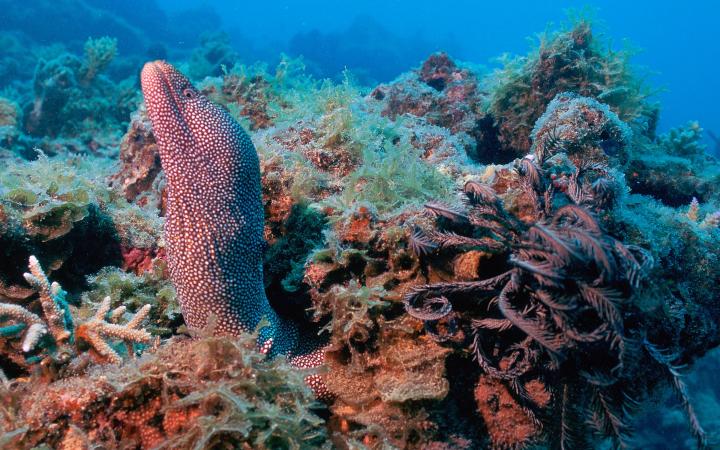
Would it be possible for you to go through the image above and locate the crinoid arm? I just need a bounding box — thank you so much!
[643,340,708,449]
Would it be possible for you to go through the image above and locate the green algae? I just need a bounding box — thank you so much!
[0,153,156,245]
[0,331,330,449]
[80,36,117,84]
[488,19,656,156]
[338,137,454,216]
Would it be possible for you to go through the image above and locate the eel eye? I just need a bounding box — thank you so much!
[182,88,196,99]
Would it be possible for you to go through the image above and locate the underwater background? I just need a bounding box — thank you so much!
[0,0,718,449]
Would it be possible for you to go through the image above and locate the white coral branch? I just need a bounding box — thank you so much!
[686,197,700,222]
[1,256,154,367]
[78,296,152,364]
[23,255,71,344]
[700,211,720,229]
[0,303,47,352]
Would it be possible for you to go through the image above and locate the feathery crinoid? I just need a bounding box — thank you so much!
[534,124,569,164]
[402,179,712,449]
[643,340,708,449]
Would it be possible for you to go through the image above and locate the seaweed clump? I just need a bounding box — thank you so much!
[626,121,720,207]
[0,154,163,300]
[488,20,655,159]
[0,154,124,299]
[0,329,328,449]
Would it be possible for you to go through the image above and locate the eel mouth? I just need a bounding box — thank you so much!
[140,60,184,114]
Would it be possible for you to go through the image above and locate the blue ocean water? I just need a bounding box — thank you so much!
[156,0,719,151]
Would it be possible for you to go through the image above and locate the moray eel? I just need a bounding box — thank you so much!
[140,61,328,397]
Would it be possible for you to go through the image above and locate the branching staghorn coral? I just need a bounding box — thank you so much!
[0,303,49,353]
[658,121,706,160]
[74,296,151,364]
[0,256,152,371]
[687,197,701,222]
[700,211,720,229]
[20,255,73,354]
[406,177,707,448]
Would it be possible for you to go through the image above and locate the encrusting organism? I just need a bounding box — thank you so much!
[0,256,152,372]
[140,61,329,398]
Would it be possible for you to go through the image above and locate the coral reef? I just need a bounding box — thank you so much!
[401,88,718,448]
[488,21,655,159]
[0,154,164,302]
[186,32,239,80]
[0,256,152,375]
[405,184,699,447]
[0,98,19,129]
[0,332,328,449]
[0,13,718,450]
[23,35,133,141]
[0,32,37,89]
[80,36,118,84]
[626,121,720,206]
[0,97,21,156]
[368,52,487,162]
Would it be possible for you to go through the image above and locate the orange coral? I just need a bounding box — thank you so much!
[474,375,540,449]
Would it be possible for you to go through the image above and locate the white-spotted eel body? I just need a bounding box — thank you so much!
[141,61,329,399]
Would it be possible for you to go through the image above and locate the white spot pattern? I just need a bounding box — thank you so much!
[140,61,330,398]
